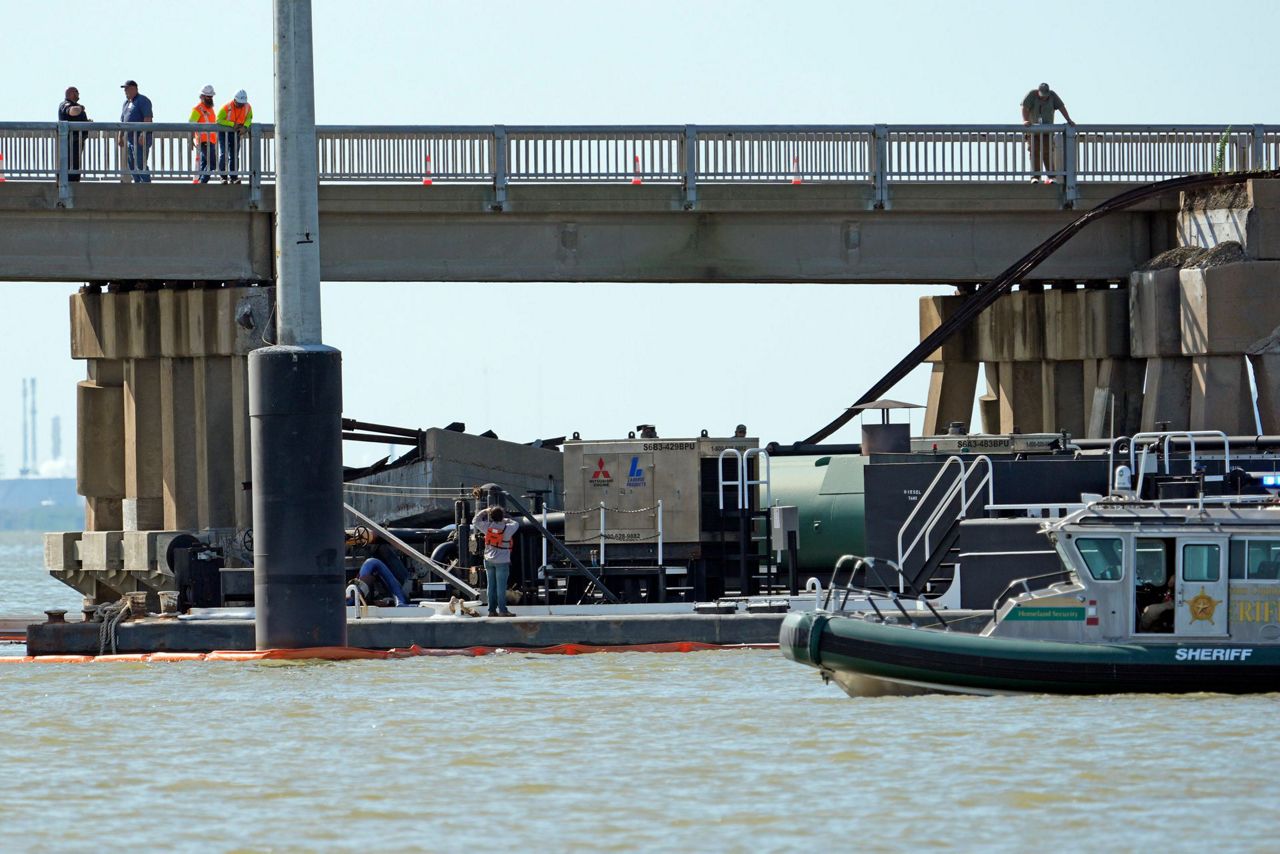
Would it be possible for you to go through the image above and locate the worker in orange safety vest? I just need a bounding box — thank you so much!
[189,85,218,184]
[216,90,253,184]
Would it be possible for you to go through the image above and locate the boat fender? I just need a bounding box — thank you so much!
[809,614,829,667]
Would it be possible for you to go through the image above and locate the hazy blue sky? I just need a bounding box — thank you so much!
[3,0,1278,474]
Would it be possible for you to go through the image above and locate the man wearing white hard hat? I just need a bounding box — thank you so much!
[189,85,218,184]
[216,89,253,184]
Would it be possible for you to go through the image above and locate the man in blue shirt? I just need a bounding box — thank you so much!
[119,80,153,183]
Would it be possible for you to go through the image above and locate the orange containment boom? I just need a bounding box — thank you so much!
[0,641,777,664]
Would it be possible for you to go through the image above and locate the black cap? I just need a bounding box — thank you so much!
[121,80,138,88]
[1038,82,1050,93]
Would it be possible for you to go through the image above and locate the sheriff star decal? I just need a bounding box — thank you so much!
[1186,587,1222,625]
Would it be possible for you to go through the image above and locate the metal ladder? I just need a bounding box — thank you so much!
[895,455,993,593]
[718,448,774,594]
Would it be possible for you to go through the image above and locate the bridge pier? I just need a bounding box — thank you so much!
[47,284,274,606]
[921,179,1280,439]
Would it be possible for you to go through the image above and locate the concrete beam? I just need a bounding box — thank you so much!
[0,183,1167,284]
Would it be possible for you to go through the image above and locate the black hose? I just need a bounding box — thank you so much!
[803,169,1280,445]
[430,540,457,565]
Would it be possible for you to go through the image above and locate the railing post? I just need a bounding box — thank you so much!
[683,124,697,210]
[1252,123,1266,170]
[657,499,664,566]
[541,501,548,569]
[872,124,888,209]
[1061,124,1078,208]
[598,501,606,568]
[56,122,71,207]
[248,123,263,209]
[492,124,508,211]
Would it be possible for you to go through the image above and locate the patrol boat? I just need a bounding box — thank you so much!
[781,438,1280,696]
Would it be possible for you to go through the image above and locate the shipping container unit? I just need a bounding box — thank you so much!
[560,434,773,601]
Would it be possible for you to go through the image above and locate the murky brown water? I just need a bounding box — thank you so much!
[3,533,1279,852]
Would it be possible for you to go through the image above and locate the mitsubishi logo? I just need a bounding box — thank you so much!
[591,458,612,480]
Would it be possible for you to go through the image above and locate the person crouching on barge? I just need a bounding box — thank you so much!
[348,531,411,607]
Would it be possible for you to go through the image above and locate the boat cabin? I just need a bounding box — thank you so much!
[990,500,1280,645]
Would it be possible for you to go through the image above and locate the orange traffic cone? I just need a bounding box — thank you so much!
[0,152,6,182]
[422,154,433,186]
[631,154,642,185]
[791,155,802,185]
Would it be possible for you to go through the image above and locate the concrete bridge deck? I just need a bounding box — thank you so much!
[4,121,1270,283]
[0,181,1172,284]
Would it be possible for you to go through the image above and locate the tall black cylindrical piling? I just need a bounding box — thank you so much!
[249,344,346,649]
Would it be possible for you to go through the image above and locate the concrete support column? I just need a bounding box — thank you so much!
[923,361,978,435]
[78,359,125,531]
[122,358,165,531]
[1190,356,1257,433]
[160,357,199,530]
[1139,357,1192,431]
[997,361,1044,433]
[1040,361,1085,437]
[194,355,237,530]
[978,362,1000,434]
[1249,353,1280,433]
[1086,358,1146,438]
[231,355,253,530]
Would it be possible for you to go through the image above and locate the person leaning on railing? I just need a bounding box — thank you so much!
[216,90,253,184]
[189,85,219,184]
[118,79,153,183]
[1020,82,1075,184]
[57,86,92,182]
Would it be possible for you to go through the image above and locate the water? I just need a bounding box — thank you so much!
[0,531,83,615]
[3,534,1280,852]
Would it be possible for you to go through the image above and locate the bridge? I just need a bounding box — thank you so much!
[3,122,1274,283]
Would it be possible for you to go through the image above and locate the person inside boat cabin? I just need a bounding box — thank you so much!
[1137,540,1176,633]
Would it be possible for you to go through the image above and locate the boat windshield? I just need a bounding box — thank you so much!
[1075,537,1123,581]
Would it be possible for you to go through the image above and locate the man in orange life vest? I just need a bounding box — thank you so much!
[189,85,218,184]
[473,505,519,617]
[216,90,253,184]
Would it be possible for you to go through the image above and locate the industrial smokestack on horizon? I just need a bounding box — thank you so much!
[20,379,28,476]
[30,377,37,475]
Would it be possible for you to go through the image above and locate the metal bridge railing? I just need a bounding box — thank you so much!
[1,122,1275,208]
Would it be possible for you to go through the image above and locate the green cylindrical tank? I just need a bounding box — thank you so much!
[766,453,866,577]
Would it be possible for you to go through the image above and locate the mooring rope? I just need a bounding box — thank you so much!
[96,599,132,656]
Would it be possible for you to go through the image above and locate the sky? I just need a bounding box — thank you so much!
[3,0,1279,475]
